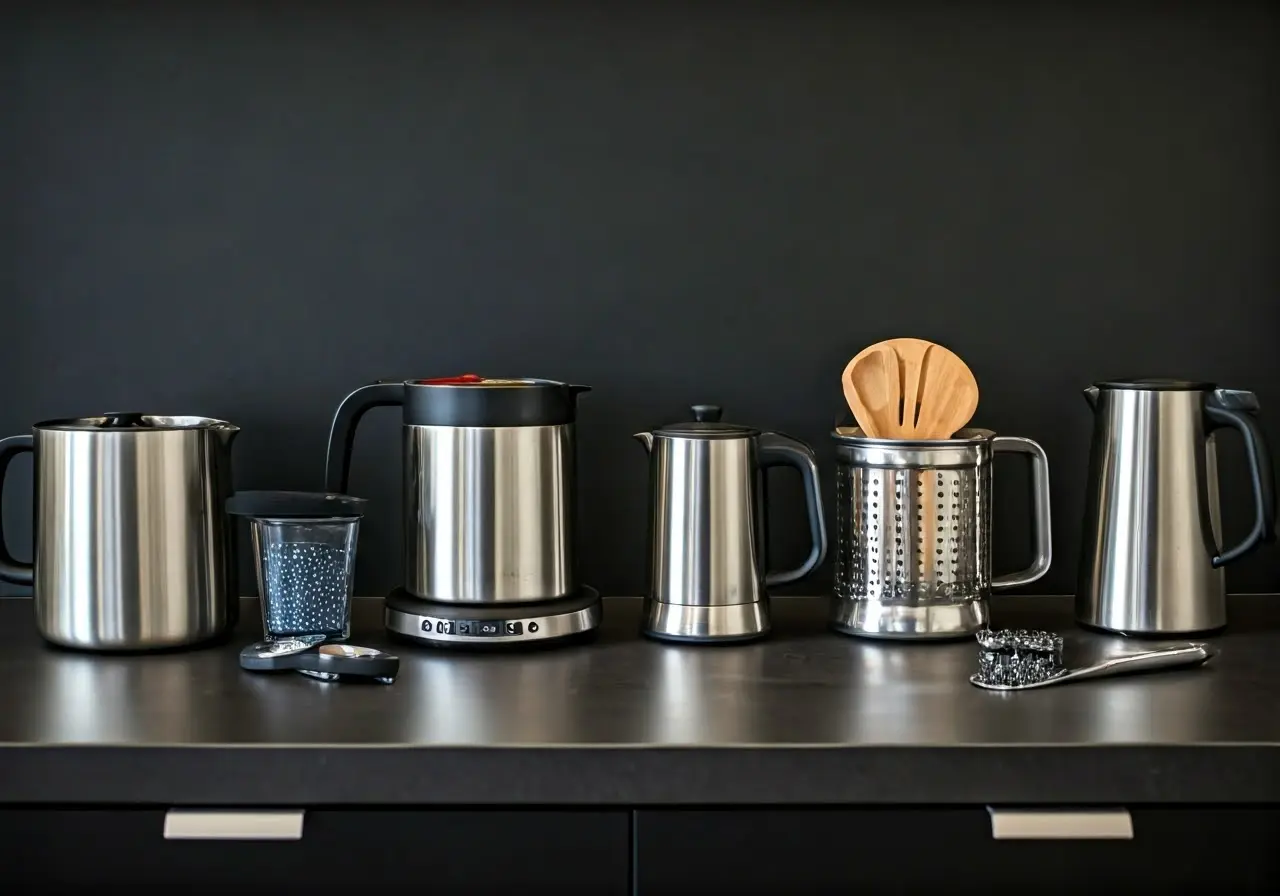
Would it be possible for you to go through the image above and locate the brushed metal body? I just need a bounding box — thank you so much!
[636,426,825,642]
[1076,384,1275,635]
[404,424,576,604]
[6,419,238,650]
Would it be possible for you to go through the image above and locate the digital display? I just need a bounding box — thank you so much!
[420,618,525,637]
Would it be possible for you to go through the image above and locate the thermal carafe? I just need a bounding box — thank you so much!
[0,414,241,651]
[633,404,827,642]
[1077,379,1276,635]
[325,375,590,604]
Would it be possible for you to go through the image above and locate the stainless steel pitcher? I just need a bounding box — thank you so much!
[0,414,241,650]
[634,404,827,643]
[1077,379,1276,635]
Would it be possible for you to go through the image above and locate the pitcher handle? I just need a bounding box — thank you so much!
[990,436,1053,590]
[1206,389,1276,567]
[0,434,35,586]
[758,432,828,587]
[324,381,406,493]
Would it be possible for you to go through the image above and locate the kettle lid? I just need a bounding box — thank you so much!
[227,490,368,519]
[1095,377,1214,391]
[653,404,758,439]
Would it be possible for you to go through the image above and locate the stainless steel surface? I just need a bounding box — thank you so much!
[1077,384,1265,635]
[163,810,305,840]
[830,597,988,639]
[641,598,769,642]
[636,421,825,642]
[831,427,1052,639]
[970,642,1217,691]
[0,416,239,651]
[384,589,602,645]
[404,423,576,603]
[987,808,1133,840]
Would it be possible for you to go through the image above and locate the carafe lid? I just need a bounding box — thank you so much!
[654,404,758,439]
[1094,377,1213,391]
[226,491,367,519]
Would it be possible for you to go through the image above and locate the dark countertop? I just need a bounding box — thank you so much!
[1,594,1278,806]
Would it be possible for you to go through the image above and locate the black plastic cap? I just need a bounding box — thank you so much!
[226,490,368,519]
[402,377,590,427]
[1095,377,1214,391]
[654,404,758,438]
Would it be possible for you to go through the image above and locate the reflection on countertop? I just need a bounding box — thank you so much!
[2,595,1279,748]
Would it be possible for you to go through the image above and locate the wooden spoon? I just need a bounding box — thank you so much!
[842,345,901,438]
[912,344,979,439]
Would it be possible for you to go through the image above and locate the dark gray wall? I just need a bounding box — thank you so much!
[3,1,1279,598]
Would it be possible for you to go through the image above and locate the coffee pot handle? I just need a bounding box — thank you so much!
[758,433,828,587]
[0,434,34,586]
[324,381,406,493]
[1206,390,1276,567]
[990,436,1053,590]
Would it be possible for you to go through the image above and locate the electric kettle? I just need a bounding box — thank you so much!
[633,404,827,643]
[1077,378,1276,635]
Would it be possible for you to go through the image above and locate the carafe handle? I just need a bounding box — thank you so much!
[1206,389,1276,567]
[990,436,1053,590]
[758,433,828,587]
[324,381,406,493]
[0,434,34,586]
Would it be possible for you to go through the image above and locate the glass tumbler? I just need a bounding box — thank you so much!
[249,516,361,642]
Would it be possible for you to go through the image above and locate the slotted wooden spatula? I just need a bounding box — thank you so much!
[912,343,979,439]
[842,344,901,438]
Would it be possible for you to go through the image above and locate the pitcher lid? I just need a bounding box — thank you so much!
[1095,377,1213,391]
[654,404,758,439]
[35,413,237,432]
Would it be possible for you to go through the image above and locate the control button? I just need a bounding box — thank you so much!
[436,620,453,635]
[477,621,501,637]
[528,621,540,634]
[455,621,472,636]
[421,619,434,633]
[505,621,523,636]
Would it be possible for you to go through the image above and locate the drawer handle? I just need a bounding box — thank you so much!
[987,808,1133,840]
[164,809,305,841]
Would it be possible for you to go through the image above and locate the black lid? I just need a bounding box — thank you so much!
[226,491,367,519]
[654,404,758,439]
[402,376,591,427]
[1095,377,1214,391]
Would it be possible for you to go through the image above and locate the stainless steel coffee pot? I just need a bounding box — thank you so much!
[1077,379,1276,635]
[634,404,827,643]
[0,414,241,651]
[325,375,590,604]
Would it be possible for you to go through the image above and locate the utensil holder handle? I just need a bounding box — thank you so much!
[990,436,1052,590]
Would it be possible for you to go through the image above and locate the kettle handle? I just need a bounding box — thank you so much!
[1206,390,1276,567]
[758,433,828,587]
[0,434,34,586]
[990,436,1053,590]
[324,381,407,493]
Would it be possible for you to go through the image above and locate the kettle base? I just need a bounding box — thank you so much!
[830,597,988,641]
[383,586,602,649]
[641,599,769,643]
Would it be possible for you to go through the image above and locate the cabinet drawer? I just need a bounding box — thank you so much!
[0,808,629,893]
[636,807,1280,894]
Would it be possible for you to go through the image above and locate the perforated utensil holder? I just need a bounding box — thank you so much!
[829,427,1052,639]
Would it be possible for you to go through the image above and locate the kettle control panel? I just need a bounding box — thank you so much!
[382,586,601,648]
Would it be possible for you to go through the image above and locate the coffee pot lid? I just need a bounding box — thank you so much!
[1094,377,1214,391]
[654,404,758,438]
[226,490,367,519]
